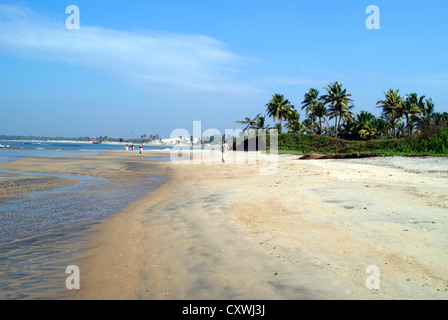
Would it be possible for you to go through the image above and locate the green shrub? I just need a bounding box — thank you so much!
[236,131,448,156]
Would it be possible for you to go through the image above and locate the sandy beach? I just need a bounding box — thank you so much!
[1,150,447,300]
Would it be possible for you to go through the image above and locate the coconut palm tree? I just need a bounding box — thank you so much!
[301,88,321,130]
[376,88,403,139]
[423,98,435,119]
[339,119,357,140]
[266,94,295,133]
[417,98,435,133]
[396,122,407,138]
[310,102,328,135]
[301,88,320,113]
[320,82,354,138]
[235,116,258,132]
[285,109,305,133]
[402,93,425,136]
[254,114,269,131]
[272,123,282,133]
[301,118,315,135]
[374,117,389,138]
[356,111,377,140]
[433,112,448,126]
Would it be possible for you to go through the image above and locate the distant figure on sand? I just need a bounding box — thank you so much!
[221,142,230,163]
[139,145,143,154]
[124,144,128,151]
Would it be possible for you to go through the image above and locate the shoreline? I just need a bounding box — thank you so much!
[1,151,447,299]
[0,139,217,148]
[0,151,169,299]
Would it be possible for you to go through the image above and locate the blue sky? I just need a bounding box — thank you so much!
[0,0,447,138]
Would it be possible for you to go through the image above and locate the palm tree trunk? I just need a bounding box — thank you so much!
[406,115,411,137]
[334,115,338,138]
[324,118,330,135]
[391,113,396,139]
[337,115,342,139]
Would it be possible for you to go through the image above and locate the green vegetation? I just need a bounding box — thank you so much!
[235,81,448,157]
[273,132,448,156]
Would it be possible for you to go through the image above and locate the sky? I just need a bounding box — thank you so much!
[0,0,447,139]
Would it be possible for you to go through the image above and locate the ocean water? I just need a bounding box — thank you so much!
[0,141,168,300]
[0,140,173,163]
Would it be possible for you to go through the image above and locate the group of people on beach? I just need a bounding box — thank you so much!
[123,142,229,161]
[124,144,143,154]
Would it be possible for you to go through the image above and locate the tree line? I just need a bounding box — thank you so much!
[0,133,161,143]
[236,81,448,141]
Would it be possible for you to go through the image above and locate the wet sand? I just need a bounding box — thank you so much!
[0,152,167,299]
[1,151,447,299]
[0,171,80,203]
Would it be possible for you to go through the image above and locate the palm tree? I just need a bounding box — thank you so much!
[417,98,435,133]
[235,116,258,132]
[423,98,435,119]
[301,88,320,130]
[285,109,305,133]
[339,119,357,140]
[374,117,389,138]
[402,93,425,136]
[301,88,320,113]
[266,94,295,133]
[356,111,377,140]
[376,88,403,139]
[339,104,355,132]
[310,102,328,135]
[433,112,448,126]
[396,122,407,138]
[254,114,269,131]
[272,123,282,133]
[320,82,354,138]
[301,118,315,134]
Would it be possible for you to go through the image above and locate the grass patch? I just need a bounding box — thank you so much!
[236,131,448,157]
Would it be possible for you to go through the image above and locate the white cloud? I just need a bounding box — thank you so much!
[0,4,263,96]
[398,72,448,87]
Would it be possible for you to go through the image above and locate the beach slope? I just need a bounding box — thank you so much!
[2,151,447,299]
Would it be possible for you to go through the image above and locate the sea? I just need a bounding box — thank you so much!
[0,140,172,300]
[0,140,174,163]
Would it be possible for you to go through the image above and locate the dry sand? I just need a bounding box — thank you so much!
[1,150,447,300]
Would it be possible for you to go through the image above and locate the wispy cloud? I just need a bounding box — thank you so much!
[394,72,448,87]
[0,4,263,96]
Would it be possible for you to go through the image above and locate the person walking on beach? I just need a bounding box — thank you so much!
[221,142,230,163]
[139,144,143,154]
